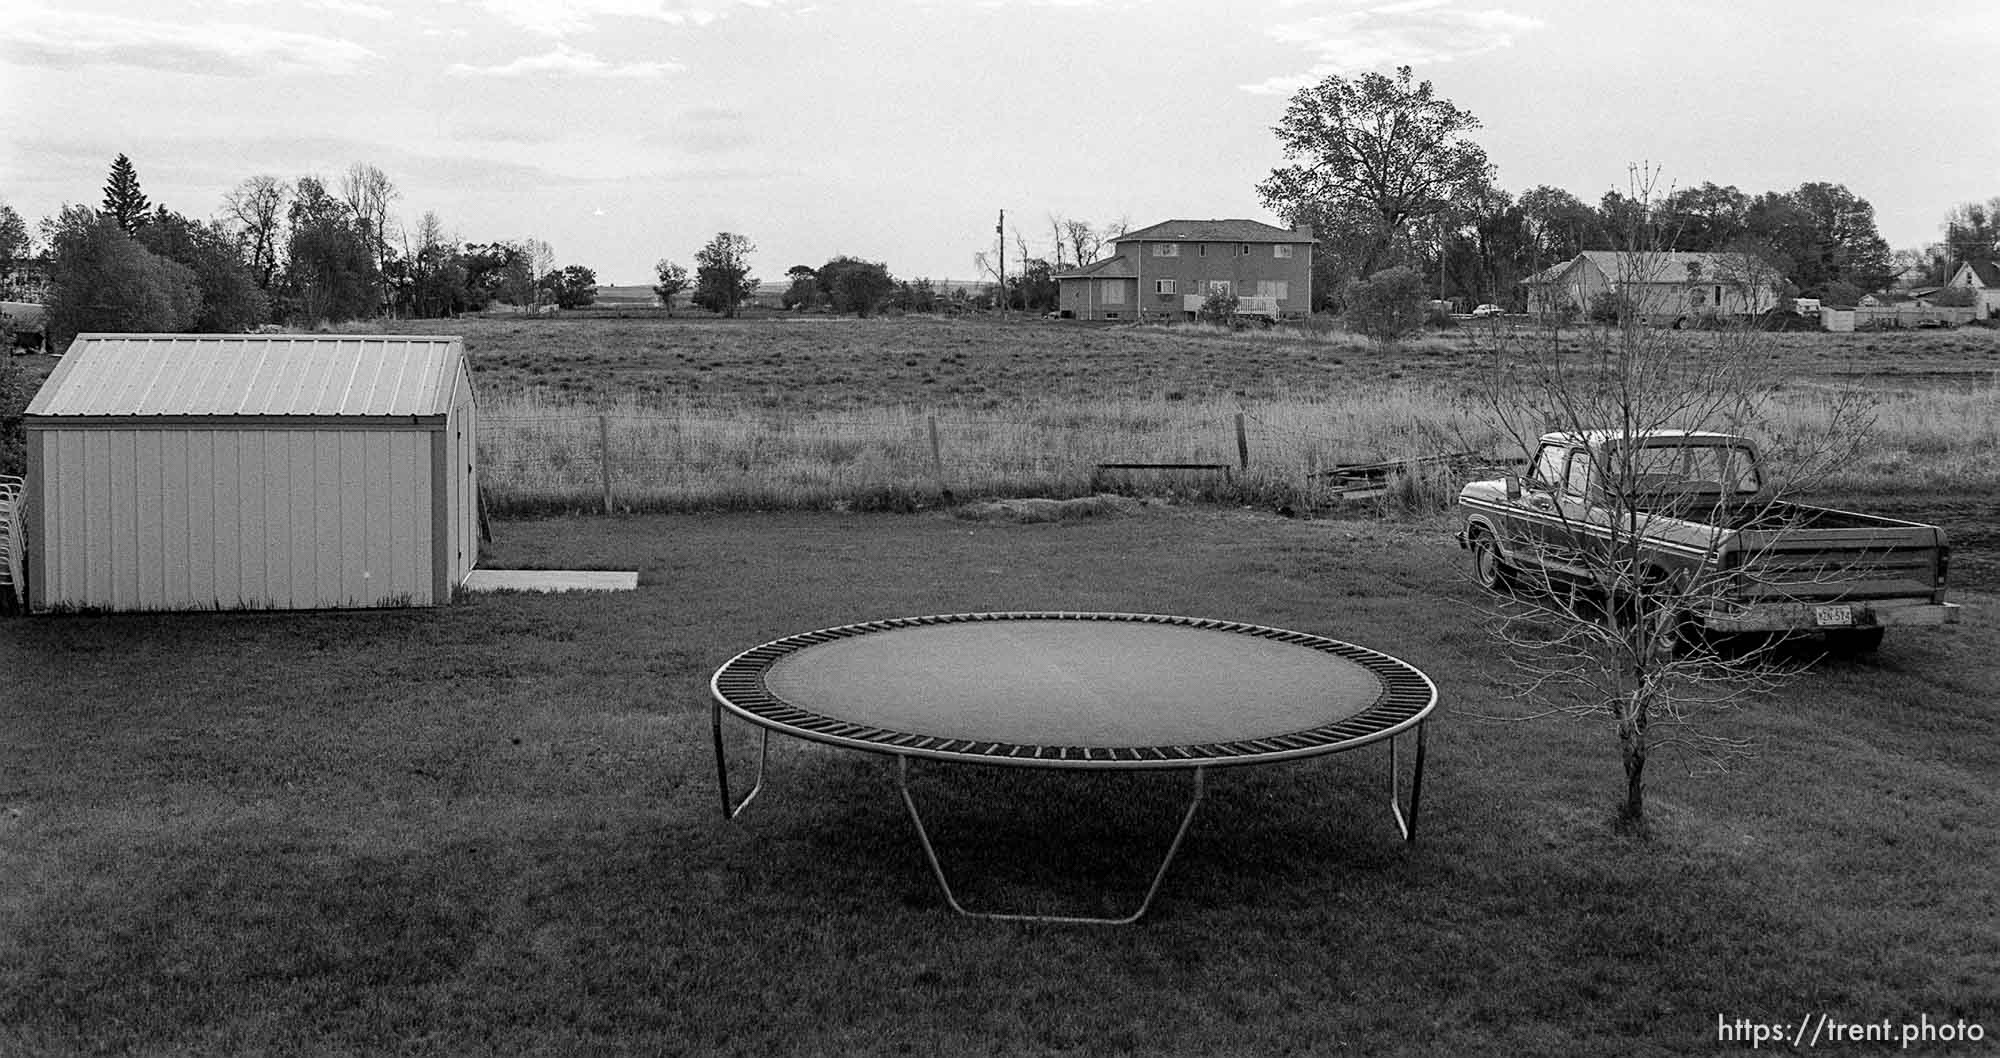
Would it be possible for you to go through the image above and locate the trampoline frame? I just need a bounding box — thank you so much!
[710,611,1437,924]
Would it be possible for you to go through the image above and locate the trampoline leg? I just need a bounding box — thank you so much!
[896,756,1206,926]
[711,701,769,820]
[1388,721,1428,842]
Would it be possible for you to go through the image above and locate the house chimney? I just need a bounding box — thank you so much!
[1293,222,1315,241]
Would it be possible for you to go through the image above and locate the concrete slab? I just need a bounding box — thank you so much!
[463,570,639,593]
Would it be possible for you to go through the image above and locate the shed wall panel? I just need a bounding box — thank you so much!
[29,425,436,610]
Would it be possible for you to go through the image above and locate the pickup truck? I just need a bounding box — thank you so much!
[1456,429,1960,653]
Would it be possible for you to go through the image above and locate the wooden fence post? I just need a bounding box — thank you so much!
[1235,412,1249,470]
[599,414,614,515]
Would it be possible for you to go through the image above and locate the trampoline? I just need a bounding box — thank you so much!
[710,611,1438,924]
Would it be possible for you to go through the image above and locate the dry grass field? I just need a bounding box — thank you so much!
[373,313,2000,411]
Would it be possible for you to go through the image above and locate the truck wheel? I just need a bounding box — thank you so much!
[1470,531,1514,592]
[1823,627,1885,656]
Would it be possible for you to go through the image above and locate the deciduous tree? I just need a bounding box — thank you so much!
[135,207,268,331]
[281,176,378,324]
[220,175,289,290]
[1943,198,1999,265]
[1258,66,1493,275]
[652,259,690,315]
[781,264,818,311]
[692,232,756,317]
[817,256,895,317]
[1518,185,1607,265]
[1342,265,1427,348]
[339,163,399,313]
[0,202,31,293]
[538,264,597,309]
[1463,173,1875,830]
[43,205,199,347]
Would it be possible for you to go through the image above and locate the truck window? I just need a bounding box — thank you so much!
[1626,443,1763,493]
[1527,444,1566,489]
[1563,451,1593,497]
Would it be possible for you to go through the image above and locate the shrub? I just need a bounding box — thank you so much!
[1587,290,1625,324]
[1198,290,1239,324]
[1342,266,1426,347]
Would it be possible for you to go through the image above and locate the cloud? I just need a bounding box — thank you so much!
[475,0,791,37]
[11,9,378,76]
[446,43,686,78]
[1244,0,1542,95]
[308,0,397,18]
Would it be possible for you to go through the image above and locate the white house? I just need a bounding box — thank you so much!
[1945,261,2000,318]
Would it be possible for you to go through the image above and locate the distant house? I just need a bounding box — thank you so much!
[1522,250,1785,324]
[1,257,51,303]
[1054,219,1316,321]
[1945,260,2000,318]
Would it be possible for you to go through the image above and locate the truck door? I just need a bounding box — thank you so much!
[1542,448,1603,582]
[1505,442,1571,578]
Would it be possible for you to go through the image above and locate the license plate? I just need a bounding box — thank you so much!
[1815,605,1855,627]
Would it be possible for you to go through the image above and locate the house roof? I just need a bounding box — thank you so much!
[1521,258,1584,285]
[1961,260,2000,287]
[26,333,467,419]
[1053,257,1137,280]
[1521,251,1782,286]
[1111,219,1312,244]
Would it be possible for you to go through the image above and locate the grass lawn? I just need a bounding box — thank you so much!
[3,506,1995,1055]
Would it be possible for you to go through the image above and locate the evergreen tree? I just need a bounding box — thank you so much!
[101,154,150,235]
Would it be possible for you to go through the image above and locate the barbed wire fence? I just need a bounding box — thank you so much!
[476,403,1494,517]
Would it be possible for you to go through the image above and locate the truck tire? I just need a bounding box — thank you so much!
[1823,627,1885,656]
[1470,530,1515,592]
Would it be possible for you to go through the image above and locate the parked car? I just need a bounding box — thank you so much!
[1472,304,1504,317]
[1456,429,1959,654]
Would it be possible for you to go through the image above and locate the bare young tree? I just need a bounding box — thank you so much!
[220,175,290,290]
[1063,219,1102,266]
[520,237,555,311]
[1460,171,1879,831]
[339,163,399,314]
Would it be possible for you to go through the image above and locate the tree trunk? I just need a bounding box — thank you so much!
[1617,696,1649,832]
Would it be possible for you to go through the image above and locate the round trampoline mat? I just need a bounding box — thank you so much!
[711,612,1437,768]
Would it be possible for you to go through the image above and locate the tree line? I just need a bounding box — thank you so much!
[0,155,600,350]
[651,236,979,319]
[1251,67,1999,313]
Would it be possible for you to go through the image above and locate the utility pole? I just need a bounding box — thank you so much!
[996,210,1007,321]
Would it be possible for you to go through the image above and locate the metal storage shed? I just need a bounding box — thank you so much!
[22,333,479,612]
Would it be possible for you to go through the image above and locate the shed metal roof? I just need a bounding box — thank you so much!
[26,334,465,419]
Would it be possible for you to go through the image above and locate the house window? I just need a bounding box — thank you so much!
[1152,243,1179,258]
[1274,244,1293,259]
[1155,279,1176,295]
[1101,280,1125,304]
[1208,280,1232,295]
[1104,312,1120,319]
[1255,281,1289,300]
[1239,244,1251,255]
[1198,244,1207,257]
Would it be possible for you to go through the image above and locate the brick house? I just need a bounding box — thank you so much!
[1944,260,2000,318]
[1523,250,1785,325]
[1054,219,1315,321]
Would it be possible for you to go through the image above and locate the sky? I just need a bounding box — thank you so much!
[5,0,1997,287]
